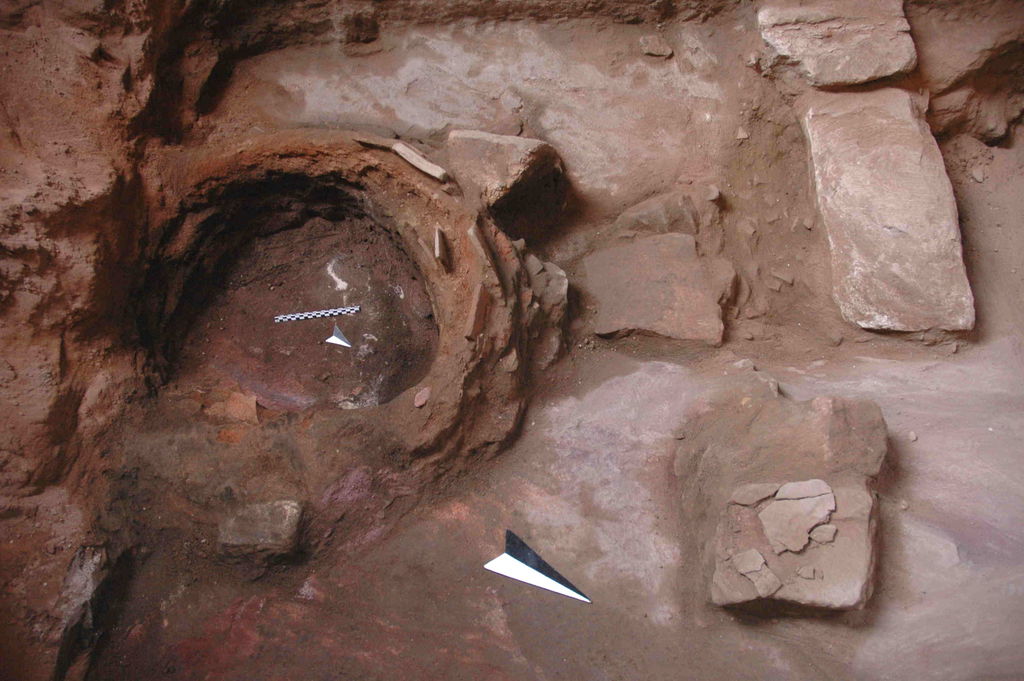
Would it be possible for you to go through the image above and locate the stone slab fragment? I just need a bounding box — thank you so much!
[583,233,734,346]
[218,500,303,564]
[446,129,567,240]
[758,0,917,86]
[801,88,974,331]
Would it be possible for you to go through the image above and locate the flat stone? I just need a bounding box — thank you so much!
[758,493,836,554]
[613,190,699,235]
[797,565,822,580]
[810,523,838,544]
[730,482,780,506]
[801,88,974,331]
[757,0,917,87]
[776,479,833,500]
[218,500,303,564]
[640,34,673,58]
[583,233,735,346]
[732,548,767,575]
[746,566,784,598]
[413,386,431,408]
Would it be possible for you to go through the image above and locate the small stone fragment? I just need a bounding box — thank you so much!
[525,253,545,277]
[218,500,303,565]
[758,493,836,554]
[909,431,918,442]
[413,386,431,408]
[746,566,784,597]
[732,548,766,574]
[797,565,822,580]
[776,478,832,500]
[970,167,985,183]
[640,34,674,58]
[730,482,781,506]
[810,523,838,544]
[771,269,794,285]
[736,127,750,140]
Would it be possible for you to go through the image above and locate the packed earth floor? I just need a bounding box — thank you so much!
[1,1,1024,680]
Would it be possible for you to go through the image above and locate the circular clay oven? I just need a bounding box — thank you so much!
[139,130,550,463]
[170,173,438,411]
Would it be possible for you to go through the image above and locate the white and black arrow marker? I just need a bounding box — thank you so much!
[325,323,353,348]
[484,530,590,603]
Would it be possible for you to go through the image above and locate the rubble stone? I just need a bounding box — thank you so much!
[218,500,303,564]
[583,233,735,345]
[801,88,975,331]
[757,0,917,86]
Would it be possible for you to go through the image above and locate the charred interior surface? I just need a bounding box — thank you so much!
[3,1,1024,680]
[143,173,437,410]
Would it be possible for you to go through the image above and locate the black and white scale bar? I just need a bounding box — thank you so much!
[273,305,361,323]
[484,530,591,603]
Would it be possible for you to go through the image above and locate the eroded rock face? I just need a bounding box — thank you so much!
[676,377,887,611]
[801,88,975,331]
[758,0,917,86]
[218,500,303,564]
[583,233,735,345]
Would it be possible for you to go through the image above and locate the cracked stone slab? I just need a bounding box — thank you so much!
[758,0,917,86]
[758,492,836,554]
[680,378,887,611]
[801,88,975,331]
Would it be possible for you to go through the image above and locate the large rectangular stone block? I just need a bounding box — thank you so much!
[801,88,975,331]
